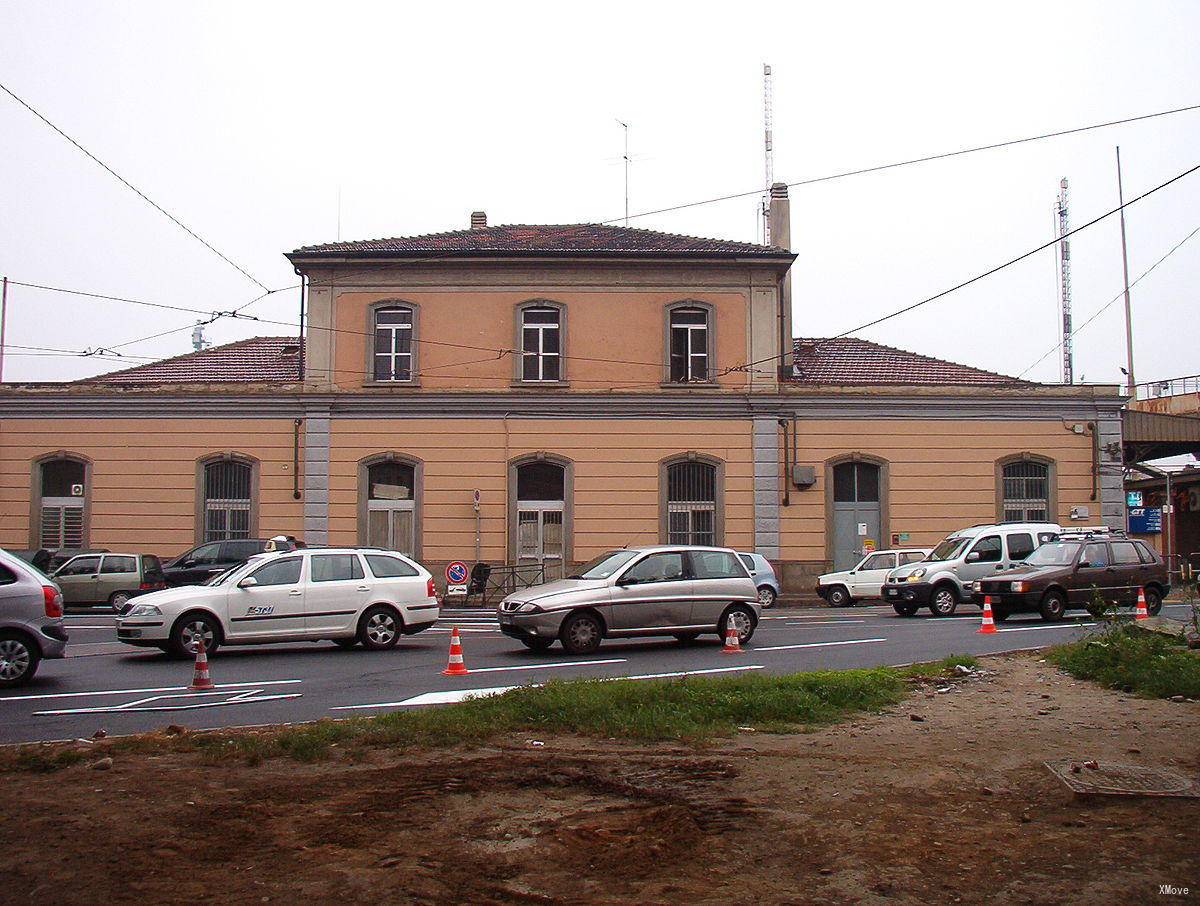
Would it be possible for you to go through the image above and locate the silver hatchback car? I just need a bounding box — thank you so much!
[498,545,761,654]
[0,548,68,687]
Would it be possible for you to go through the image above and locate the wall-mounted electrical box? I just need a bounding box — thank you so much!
[791,465,816,488]
[1069,505,1090,521]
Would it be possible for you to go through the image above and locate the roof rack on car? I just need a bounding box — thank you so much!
[1057,525,1126,538]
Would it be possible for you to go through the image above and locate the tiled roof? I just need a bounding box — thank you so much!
[79,336,303,385]
[791,337,1028,386]
[289,224,793,260]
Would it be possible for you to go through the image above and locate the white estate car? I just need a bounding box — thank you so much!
[115,548,439,656]
[817,548,933,607]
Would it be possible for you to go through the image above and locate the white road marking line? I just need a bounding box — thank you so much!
[466,658,625,674]
[332,665,765,711]
[994,623,1097,633]
[35,689,304,716]
[425,627,499,633]
[782,620,866,625]
[0,679,302,703]
[755,637,887,652]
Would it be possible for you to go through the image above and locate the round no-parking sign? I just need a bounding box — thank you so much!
[446,561,469,584]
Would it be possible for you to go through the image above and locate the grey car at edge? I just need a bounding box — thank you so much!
[0,547,68,687]
[497,545,761,655]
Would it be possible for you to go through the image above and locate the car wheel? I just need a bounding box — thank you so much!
[559,611,603,655]
[359,606,402,651]
[757,586,777,608]
[719,605,756,645]
[0,633,40,688]
[826,585,851,608]
[672,632,701,644]
[892,603,919,617]
[1039,590,1067,622]
[169,613,221,658]
[519,636,555,652]
[929,585,959,617]
[333,638,359,650]
[1144,587,1163,617]
[109,591,132,614]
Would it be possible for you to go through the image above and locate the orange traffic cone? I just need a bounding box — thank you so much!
[188,636,216,691]
[441,627,470,676]
[1135,587,1149,621]
[720,621,742,654]
[977,597,997,634]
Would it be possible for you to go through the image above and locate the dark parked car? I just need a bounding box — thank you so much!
[973,535,1169,621]
[162,539,272,586]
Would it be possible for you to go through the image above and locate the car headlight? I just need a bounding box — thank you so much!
[127,603,162,617]
[1011,581,1028,593]
[515,602,543,614]
[908,568,927,581]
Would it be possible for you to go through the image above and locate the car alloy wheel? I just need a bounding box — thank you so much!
[722,607,756,645]
[758,586,777,608]
[0,638,32,684]
[179,618,217,656]
[1039,591,1066,622]
[110,592,131,614]
[827,586,850,607]
[560,612,602,655]
[364,611,399,648]
[930,587,958,616]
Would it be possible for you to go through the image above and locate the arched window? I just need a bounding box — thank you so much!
[198,455,257,542]
[660,454,724,545]
[34,454,89,549]
[359,455,420,557]
[515,301,564,383]
[508,454,573,580]
[369,303,417,382]
[998,455,1054,522]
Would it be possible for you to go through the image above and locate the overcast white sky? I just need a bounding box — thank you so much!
[1,0,1198,389]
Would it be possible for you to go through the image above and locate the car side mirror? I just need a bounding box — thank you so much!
[966,552,980,563]
[182,559,197,567]
[238,576,258,589]
[1077,561,1090,569]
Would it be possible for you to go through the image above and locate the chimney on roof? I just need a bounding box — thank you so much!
[768,183,794,378]
[470,211,487,229]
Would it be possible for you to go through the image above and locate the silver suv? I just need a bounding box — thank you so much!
[882,522,1061,616]
[0,548,68,687]
[498,545,760,654]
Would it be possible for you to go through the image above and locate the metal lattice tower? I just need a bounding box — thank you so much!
[762,63,774,244]
[1056,178,1074,384]
[192,321,211,353]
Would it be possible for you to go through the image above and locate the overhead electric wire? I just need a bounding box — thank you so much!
[721,158,1200,377]
[1017,222,1200,379]
[0,79,272,292]
[600,102,1200,225]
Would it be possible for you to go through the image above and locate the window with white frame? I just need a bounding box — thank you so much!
[669,307,709,383]
[520,307,561,382]
[372,306,414,381]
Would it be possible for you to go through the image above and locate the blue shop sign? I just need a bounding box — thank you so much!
[1128,507,1162,534]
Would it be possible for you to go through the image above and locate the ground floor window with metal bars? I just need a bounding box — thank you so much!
[203,459,253,541]
[665,458,718,545]
[1000,459,1051,522]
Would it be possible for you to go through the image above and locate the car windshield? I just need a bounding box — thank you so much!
[568,550,641,579]
[926,537,969,562]
[207,555,268,586]
[1022,541,1081,567]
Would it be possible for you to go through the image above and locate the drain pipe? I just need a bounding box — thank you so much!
[779,418,790,506]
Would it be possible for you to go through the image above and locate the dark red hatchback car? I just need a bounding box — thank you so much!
[973,534,1169,621]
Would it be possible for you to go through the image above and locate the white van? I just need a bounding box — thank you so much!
[882,523,1060,616]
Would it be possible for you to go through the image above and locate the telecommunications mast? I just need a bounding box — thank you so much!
[762,63,774,244]
[1055,178,1073,384]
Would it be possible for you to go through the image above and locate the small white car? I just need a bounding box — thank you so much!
[115,548,439,656]
[817,548,932,607]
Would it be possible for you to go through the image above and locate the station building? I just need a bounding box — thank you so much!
[0,187,1128,592]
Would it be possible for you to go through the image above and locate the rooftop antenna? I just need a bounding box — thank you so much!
[1055,178,1073,384]
[616,119,629,226]
[191,320,212,353]
[762,63,774,244]
[336,185,342,241]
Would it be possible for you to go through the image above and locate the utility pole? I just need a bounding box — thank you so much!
[762,63,774,244]
[1116,146,1136,395]
[0,276,7,382]
[615,120,631,226]
[1055,179,1073,384]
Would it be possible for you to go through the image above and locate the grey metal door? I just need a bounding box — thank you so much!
[831,462,881,571]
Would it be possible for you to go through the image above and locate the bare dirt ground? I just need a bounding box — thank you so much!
[2,654,1197,905]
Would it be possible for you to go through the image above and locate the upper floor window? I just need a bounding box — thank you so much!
[521,306,561,382]
[373,305,414,382]
[668,305,712,383]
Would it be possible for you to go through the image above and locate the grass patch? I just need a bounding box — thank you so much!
[1048,623,1200,699]
[903,653,978,678]
[1,667,910,771]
